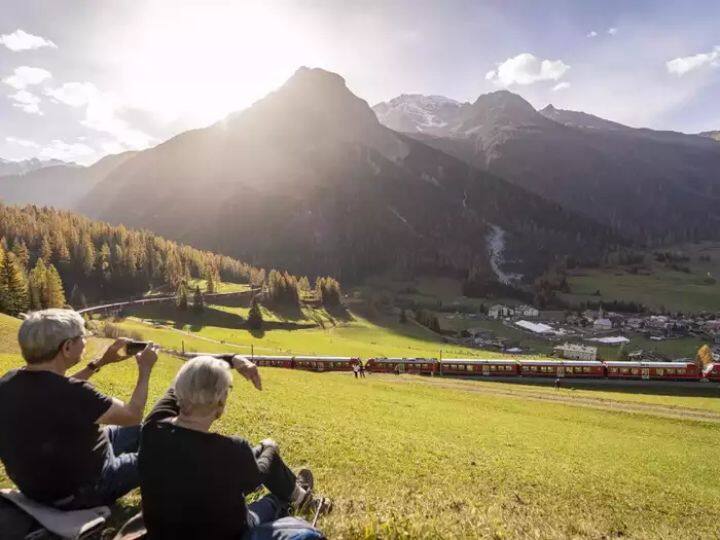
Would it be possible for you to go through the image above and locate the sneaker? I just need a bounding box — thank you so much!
[296,468,314,492]
[309,496,333,526]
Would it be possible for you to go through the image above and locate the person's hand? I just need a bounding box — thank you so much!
[98,338,131,366]
[260,438,278,451]
[136,342,159,374]
[231,356,262,390]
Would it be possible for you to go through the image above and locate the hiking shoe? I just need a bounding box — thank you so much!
[296,468,314,492]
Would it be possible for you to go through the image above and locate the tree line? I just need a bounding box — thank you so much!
[0,204,343,317]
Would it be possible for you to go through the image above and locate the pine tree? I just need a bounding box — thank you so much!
[44,264,66,308]
[193,285,204,312]
[176,283,188,310]
[28,258,48,310]
[0,252,29,316]
[399,309,408,324]
[247,296,263,330]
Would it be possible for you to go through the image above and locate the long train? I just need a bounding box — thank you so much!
[207,354,720,383]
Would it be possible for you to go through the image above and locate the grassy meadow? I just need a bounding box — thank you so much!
[562,242,720,313]
[1,313,720,538]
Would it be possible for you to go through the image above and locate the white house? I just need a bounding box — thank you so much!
[593,318,613,331]
[488,304,514,319]
[553,343,598,361]
[516,304,539,318]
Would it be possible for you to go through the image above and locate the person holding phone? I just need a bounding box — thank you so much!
[0,309,160,510]
[139,355,328,539]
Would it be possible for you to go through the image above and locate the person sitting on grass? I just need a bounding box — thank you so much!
[0,308,159,510]
[139,355,329,539]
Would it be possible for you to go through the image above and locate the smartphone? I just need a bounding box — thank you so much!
[125,341,149,355]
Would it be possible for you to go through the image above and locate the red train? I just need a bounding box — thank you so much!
[203,353,719,383]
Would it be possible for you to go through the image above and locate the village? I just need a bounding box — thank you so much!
[449,303,720,361]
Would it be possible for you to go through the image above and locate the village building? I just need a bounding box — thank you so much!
[516,304,539,318]
[553,343,598,361]
[593,318,613,331]
[488,304,514,319]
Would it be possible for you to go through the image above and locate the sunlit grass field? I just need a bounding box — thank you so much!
[562,242,720,313]
[1,313,720,538]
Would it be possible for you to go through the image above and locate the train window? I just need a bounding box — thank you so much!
[631,369,639,375]
[621,368,629,374]
[583,367,590,373]
[666,369,675,375]
[657,369,664,376]
[466,365,473,371]
[678,369,685,374]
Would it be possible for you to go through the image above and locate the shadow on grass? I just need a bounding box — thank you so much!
[497,377,720,398]
[170,307,246,332]
[325,304,354,323]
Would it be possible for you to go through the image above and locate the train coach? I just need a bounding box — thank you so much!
[704,363,720,382]
[604,361,701,381]
[251,356,295,369]
[519,360,605,378]
[440,359,519,377]
[292,356,360,372]
[365,357,438,375]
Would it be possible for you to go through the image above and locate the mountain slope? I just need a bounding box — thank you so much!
[80,67,614,283]
[375,92,720,241]
[699,131,720,142]
[0,152,136,210]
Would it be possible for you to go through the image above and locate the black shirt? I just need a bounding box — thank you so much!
[140,389,274,540]
[0,369,113,504]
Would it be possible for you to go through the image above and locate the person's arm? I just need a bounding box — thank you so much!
[231,356,262,390]
[96,344,159,426]
[71,338,131,381]
[143,386,180,426]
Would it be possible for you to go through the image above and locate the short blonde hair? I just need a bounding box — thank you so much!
[18,309,86,364]
[174,356,232,412]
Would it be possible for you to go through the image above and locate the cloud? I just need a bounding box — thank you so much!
[45,81,97,107]
[6,136,39,148]
[38,140,94,162]
[607,27,618,35]
[8,90,43,115]
[586,31,598,38]
[666,46,720,76]
[552,82,571,92]
[3,66,52,89]
[486,53,570,86]
[0,29,56,51]
[45,81,154,149]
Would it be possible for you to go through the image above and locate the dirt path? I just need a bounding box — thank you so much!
[387,375,720,423]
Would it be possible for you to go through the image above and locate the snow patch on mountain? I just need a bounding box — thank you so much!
[373,94,462,134]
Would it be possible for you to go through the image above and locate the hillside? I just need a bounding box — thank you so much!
[374,92,720,242]
[79,67,616,285]
[0,152,135,210]
[1,311,719,538]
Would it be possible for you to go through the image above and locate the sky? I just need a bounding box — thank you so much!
[1,0,719,165]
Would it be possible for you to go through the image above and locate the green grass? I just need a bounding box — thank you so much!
[114,300,505,359]
[563,242,720,313]
[1,313,720,537]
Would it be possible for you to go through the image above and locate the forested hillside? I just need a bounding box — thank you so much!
[0,204,316,311]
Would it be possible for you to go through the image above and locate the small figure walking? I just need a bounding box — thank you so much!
[359,362,366,379]
[353,363,360,379]
[554,377,561,390]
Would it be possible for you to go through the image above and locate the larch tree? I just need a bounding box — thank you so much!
[0,252,29,316]
[247,296,263,330]
[28,258,48,310]
[45,264,67,308]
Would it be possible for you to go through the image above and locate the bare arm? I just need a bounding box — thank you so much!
[97,344,159,426]
[71,338,130,381]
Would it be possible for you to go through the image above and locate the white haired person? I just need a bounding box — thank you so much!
[0,309,159,509]
[139,356,328,539]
